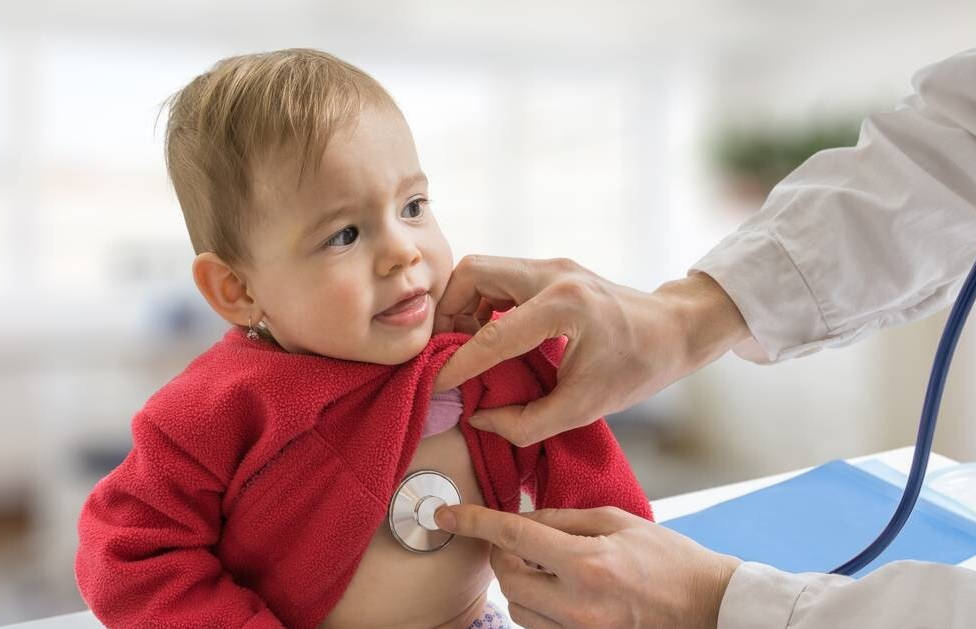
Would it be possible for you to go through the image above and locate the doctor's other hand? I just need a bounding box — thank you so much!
[434,504,741,629]
[433,256,750,445]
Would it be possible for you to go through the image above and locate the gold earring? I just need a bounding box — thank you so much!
[247,316,260,340]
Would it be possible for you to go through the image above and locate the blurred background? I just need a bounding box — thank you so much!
[1,0,975,623]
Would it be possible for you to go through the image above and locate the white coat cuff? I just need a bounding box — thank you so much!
[690,230,830,363]
[718,562,810,629]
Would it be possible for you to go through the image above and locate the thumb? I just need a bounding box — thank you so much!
[470,378,599,447]
[465,405,524,438]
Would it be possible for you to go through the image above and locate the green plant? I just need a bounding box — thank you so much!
[713,118,862,193]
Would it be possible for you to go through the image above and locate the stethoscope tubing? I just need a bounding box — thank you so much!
[832,256,976,575]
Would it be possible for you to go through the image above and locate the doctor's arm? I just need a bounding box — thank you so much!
[434,48,976,446]
[720,559,976,629]
[434,504,976,629]
[694,47,976,363]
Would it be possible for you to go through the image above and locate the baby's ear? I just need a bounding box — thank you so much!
[191,252,256,327]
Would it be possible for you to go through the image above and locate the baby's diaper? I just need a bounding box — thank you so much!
[466,600,510,629]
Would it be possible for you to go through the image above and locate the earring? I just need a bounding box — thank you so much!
[247,316,260,340]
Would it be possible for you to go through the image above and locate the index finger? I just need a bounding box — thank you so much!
[433,256,547,333]
[435,504,576,573]
[434,299,560,392]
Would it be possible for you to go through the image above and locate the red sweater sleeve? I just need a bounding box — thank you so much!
[75,411,286,628]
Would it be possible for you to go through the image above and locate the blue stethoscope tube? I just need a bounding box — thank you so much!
[831,257,976,576]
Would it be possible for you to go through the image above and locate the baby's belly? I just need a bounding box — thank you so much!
[317,426,493,629]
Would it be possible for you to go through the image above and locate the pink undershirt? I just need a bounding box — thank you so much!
[421,388,463,439]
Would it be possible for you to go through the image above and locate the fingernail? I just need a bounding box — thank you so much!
[435,506,457,532]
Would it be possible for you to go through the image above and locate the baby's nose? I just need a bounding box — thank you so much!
[375,229,421,276]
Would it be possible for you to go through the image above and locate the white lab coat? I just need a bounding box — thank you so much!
[718,561,975,628]
[693,49,976,628]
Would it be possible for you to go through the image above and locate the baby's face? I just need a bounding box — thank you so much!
[243,105,453,364]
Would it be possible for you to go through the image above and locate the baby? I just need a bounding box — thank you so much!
[75,49,651,629]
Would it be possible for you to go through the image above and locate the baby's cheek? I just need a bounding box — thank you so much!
[297,280,372,359]
[429,242,454,302]
[328,280,372,326]
[289,278,352,330]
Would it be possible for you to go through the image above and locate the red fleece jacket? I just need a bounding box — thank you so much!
[75,328,652,628]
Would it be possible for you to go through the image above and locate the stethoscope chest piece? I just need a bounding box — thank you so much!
[388,469,461,552]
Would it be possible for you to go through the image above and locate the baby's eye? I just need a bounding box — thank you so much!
[401,198,428,219]
[324,226,358,247]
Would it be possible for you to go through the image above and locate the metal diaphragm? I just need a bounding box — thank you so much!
[388,469,461,552]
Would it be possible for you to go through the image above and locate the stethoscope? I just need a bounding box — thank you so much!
[385,257,976,565]
[388,469,462,552]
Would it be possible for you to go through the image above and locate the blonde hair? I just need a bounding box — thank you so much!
[164,48,397,266]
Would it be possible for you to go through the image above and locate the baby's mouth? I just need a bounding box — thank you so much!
[375,290,431,327]
[381,292,426,315]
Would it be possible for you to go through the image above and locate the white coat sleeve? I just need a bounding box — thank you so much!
[717,560,976,629]
[691,49,976,363]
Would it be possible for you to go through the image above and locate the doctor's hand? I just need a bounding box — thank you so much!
[433,256,749,445]
[434,504,741,629]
